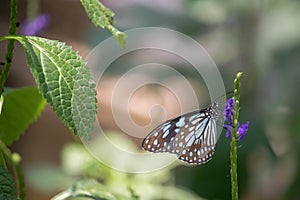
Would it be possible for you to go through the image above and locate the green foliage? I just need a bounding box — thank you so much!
[11,36,97,138]
[0,0,17,96]
[0,87,46,145]
[0,0,125,199]
[61,133,175,184]
[25,132,204,200]
[80,0,126,47]
[25,164,76,193]
[0,165,17,200]
[52,179,133,200]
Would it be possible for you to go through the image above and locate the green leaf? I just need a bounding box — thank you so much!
[61,142,114,182]
[80,0,126,47]
[0,165,17,200]
[24,164,76,193]
[52,179,131,200]
[16,36,97,139]
[0,87,46,145]
[61,132,175,183]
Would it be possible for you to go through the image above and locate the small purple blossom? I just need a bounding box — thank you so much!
[237,121,249,140]
[223,123,233,138]
[223,98,249,140]
[224,97,234,122]
[22,14,50,36]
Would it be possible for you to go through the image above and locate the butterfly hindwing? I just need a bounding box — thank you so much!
[177,118,217,164]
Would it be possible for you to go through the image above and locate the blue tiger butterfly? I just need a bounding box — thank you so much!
[142,102,219,164]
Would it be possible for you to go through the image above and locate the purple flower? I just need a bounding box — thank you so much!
[223,123,233,138]
[223,98,249,140]
[237,121,249,140]
[22,14,50,36]
[224,97,234,122]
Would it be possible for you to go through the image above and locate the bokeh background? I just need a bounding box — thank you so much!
[1,0,300,199]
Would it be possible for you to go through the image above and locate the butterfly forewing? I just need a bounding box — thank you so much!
[142,115,186,153]
[142,103,219,165]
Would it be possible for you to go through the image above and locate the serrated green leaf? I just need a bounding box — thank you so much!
[16,36,97,139]
[0,87,46,145]
[80,0,126,47]
[0,165,17,200]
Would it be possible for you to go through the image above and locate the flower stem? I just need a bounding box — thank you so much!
[0,140,26,200]
[0,0,18,95]
[230,72,243,200]
[0,1,24,198]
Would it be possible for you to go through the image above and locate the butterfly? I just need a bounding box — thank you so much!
[142,102,220,164]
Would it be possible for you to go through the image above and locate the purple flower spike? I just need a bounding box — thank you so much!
[237,121,249,141]
[224,98,234,121]
[223,98,249,141]
[22,14,50,36]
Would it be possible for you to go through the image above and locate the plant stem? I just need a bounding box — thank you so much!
[14,154,26,200]
[0,140,26,200]
[230,72,242,200]
[0,1,24,198]
[0,0,18,96]
[0,95,5,168]
[0,150,7,167]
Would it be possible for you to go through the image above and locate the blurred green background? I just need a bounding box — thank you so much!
[1,0,300,199]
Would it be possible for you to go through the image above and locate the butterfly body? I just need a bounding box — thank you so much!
[142,102,219,164]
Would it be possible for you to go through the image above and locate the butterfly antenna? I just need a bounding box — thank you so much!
[226,91,234,96]
[213,91,234,103]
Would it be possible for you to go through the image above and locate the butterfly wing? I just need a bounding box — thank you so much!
[142,107,218,165]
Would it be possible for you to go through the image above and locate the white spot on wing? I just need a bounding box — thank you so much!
[163,124,171,133]
[176,117,185,127]
[162,130,170,139]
